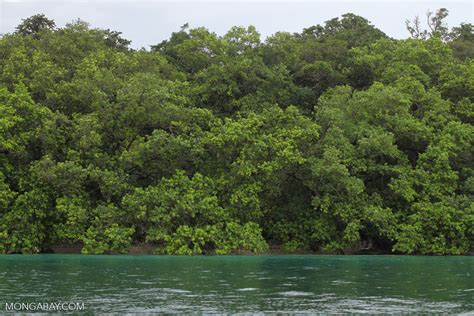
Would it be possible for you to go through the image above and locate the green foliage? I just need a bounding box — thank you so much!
[15,14,56,37]
[214,222,268,255]
[154,222,267,255]
[406,8,450,41]
[439,60,474,102]
[303,13,386,48]
[295,61,344,97]
[0,12,472,255]
[82,223,134,254]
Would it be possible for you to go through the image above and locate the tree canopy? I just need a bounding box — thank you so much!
[0,11,472,255]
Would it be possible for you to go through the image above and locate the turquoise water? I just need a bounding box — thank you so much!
[0,255,472,314]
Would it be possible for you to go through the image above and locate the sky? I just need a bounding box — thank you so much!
[0,0,473,49]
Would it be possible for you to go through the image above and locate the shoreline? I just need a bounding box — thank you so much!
[6,244,470,256]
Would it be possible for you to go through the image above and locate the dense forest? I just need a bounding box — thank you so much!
[0,10,472,255]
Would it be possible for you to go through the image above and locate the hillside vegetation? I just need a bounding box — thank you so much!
[0,11,473,255]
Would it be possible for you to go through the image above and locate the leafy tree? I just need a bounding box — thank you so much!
[448,23,474,61]
[303,13,386,48]
[15,14,56,37]
[151,25,224,74]
[406,8,449,41]
[0,13,472,255]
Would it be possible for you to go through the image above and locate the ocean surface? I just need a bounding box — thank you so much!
[0,255,472,314]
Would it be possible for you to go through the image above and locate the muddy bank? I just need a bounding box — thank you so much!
[37,244,405,255]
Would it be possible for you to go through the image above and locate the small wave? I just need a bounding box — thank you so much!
[237,288,258,291]
[332,280,352,284]
[279,291,312,297]
[163,288,191,294]
[303,266,319,270]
